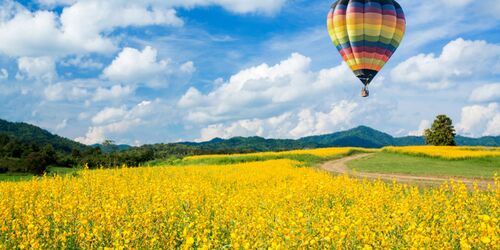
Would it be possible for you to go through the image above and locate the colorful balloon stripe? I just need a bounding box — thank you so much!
[327,0,406,85]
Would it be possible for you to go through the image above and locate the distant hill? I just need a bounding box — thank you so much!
[0,119,89,153]
[1,117,499,154]
[455,136,500,147]
[300,126,395,148]
[183,126,500,151]
[183,137,317,153]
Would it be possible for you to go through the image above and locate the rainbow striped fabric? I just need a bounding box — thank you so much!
[327,0,406,85]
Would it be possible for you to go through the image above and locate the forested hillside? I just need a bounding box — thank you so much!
[0,119,88,153]
[1,118,499,176]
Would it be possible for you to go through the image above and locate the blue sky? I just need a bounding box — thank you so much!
[0,0,499,145]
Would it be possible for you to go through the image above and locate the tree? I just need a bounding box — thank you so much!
[26,152,49,176]
[41,144,56,165]
[424,115,456,146]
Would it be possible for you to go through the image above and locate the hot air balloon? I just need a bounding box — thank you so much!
[327,0,406,97]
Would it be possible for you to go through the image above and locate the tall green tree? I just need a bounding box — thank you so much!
[424,115,456,146]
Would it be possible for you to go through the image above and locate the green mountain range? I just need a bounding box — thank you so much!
[1,119,499,153]
[183,126,500,151]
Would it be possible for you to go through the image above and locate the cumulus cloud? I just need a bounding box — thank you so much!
[391,38,500,89]
[103,46,195,87]
[43,84,65,101]
[61,56,104,69]
[456,103,499,136]
[93,85,133,102]
[91,107,128,125]
[55,119,68,131]
[484,115,500,136]
[37,0,287,15]
[0,9,74,57]
[198,100,369,141]
[469,83,500,102]
[408,120,431,136]
[0,1,183,57]
[1,0,287,58]
[76,100,156,145]
[179,53,356,124]
[43,82,89,101]
[17,56,56,82]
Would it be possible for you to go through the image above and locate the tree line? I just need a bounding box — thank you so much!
[0,133,259,176]
[0,114,459,176]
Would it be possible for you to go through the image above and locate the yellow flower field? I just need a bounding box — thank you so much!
[185,147,378,160]
[384,146,500,159]
[0,159,498,249]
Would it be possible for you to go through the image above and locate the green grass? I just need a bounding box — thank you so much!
[0,166,78,182]
[148,152,363,168]
[47,166,77,176]
[0,173,33,182]
[347,152,500,179]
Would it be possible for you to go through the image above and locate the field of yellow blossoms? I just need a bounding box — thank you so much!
[385,146,500,159]
[185,147,378,160]
[0,158,498,249]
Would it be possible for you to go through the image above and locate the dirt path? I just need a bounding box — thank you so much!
[321,154,495,189]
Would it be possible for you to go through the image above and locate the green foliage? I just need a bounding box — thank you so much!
[184,126,500,151]
[0,133,57,174]
[0,173,32,182]
[26,152,49,176]
[0,117,499,177]
[424,115,456,146]
[0,119,88,153]
[301,126,395,148]
[347,152,500,179]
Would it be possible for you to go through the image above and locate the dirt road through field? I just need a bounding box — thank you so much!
[321,154,495,189]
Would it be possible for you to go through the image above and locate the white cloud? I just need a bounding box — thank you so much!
[0,69,8,80]
[392,38,500,89]
[61,56,104,69]
[179,0,287,15]
[0,0,24,22]
[55,119,68,131]
[17,56,56,82]
[91,107,128,125]
[456,103,499,136]
[74,119,141,145]
[1,0,287,58]
[37,0,287,15]
[408,120,431,136]
[401,0,500,53]
[469,83,500,102]
[0,1,183,57]
[76,100,155,145]
[485,115,500,136]
[43,82,89,101]
[198,100,362,141]
[43,84,64,101]
[179,53,356,124]
[103,46,194,87]
[180,61,196,74]
[36,0,77,6]
[289,101,359,138]
[0,10,74,57]
[59,1,184,52]
[93,85,133,102]
[42,81,131,103]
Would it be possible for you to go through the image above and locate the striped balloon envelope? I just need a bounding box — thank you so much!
[327,0,406,97]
